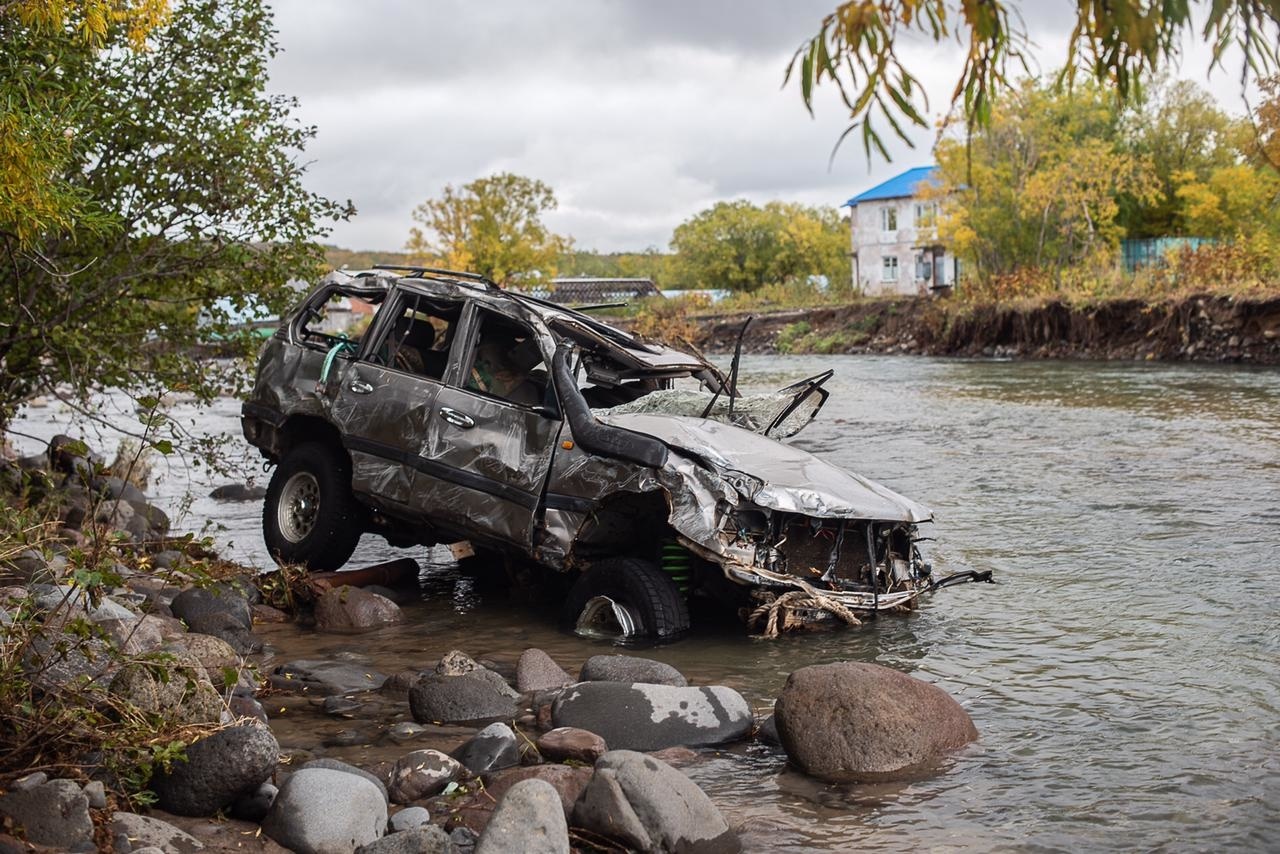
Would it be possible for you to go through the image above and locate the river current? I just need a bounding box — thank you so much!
[13,355,1279,851]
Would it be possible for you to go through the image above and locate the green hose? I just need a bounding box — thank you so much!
[319,338,356,387]
[661,541,693,594]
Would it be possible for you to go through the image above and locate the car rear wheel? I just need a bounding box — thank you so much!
[564,557,690,641]
[263,442,362,570]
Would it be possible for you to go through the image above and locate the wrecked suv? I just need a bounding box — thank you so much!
[242,266,975,640]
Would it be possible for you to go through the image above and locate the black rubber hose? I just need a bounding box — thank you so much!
[551,344,669,469]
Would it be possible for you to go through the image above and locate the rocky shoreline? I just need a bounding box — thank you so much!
[0,436,977,853]
[690,293,1280,364]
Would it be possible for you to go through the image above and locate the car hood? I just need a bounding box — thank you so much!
[598,413,932,523]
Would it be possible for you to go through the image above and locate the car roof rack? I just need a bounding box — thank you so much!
[372,264,500,290]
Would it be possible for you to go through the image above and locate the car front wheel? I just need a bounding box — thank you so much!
[564,557,690,641]
[263,442,362,570]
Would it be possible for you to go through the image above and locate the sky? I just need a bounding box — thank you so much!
[265,1,1258,254]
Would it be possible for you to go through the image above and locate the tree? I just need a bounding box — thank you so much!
[790,1,1280,160]
[405,173,570,286]
[1250,75,1280,172]
[0,0,350,434]
[1,1,169,249]
[930,81,1160,277]
[669,200,848,291]
[1119,77,1245,237]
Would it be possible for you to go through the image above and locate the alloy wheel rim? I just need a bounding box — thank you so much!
[277,471,320,542]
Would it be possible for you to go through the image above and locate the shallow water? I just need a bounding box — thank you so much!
[13,356,1280,851]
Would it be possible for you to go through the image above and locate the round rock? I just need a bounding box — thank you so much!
[579,654,687,686]
[263,768,387,854]
[476,778,569,854]
[388,749,463,804]
[572,750,739,853]
[388,805,431,832]
[149,723,280,816]
[515,648,573,693]
[408,673,518,725]
[536,727,607,764]
[313,585,403,633]
[551,682,751,750]
[773,661,978,782]
[452,722,520,775]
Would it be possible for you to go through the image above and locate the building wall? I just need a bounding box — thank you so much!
[849,197,958,296]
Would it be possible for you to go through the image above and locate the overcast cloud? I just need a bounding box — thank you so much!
[266,1,1256,253]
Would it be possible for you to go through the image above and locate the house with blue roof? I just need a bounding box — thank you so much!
[843,165,957,295]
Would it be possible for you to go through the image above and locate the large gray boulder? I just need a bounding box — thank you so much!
[579,655,687,687]
[170,584,252,630]
[476,779,569,854]
[313,585,403,633]
[515,648,573,693]
[551,682,751,750]
[409,673,519,725]
[452,722,520,775]
[270,659,387,695]
[263,768,387,854]
[388,749,464,804]
[301,758,389,803]
[109,656,222,725]
[149,723,280,816]
[0,778,94,850]
[773,661,978,782]
[112,812,205,852]
[572,750,739,853]
[167,633,242,687]
[170,584,258,652]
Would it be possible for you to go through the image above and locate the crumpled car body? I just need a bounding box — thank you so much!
[242,267,968,639]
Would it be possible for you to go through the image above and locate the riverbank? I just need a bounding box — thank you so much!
[686,293,1280,363]
[0,434,975,852]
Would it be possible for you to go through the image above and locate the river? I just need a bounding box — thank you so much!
[12,355,1280,851]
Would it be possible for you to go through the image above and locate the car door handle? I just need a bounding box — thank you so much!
[348,380,374,395]
[439,407,475,429]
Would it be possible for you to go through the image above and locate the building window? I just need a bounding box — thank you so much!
[882,256,899,282]
[880,206,897,232]
[914,202,937,228]
[914,252,933,282]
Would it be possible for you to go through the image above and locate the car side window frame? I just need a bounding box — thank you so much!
[358,287,464,382]
[448,302,558,416]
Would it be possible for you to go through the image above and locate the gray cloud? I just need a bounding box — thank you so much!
[269,1,1252,253]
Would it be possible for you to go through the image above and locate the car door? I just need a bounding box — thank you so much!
[329,289,460,508]
[413,303,561,550]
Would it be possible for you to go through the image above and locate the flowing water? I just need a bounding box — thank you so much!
[13,356,1280,851]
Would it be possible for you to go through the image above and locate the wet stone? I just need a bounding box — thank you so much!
[551,682,752,751]
[774,661,978,783]
[313,585,403,634]
[324,729,368,748]
[408,673,519,725]
[323,695,364,717]
[271,659,387,696]
[386,721,428,743]
[452,722,520,775]
[536,727,607,765]
[579,654,687,687]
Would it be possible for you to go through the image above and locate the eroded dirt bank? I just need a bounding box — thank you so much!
[690,294,1280,364]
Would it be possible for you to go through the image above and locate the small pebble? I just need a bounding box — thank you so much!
[83,780,107,809]
[389,805,431,832]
